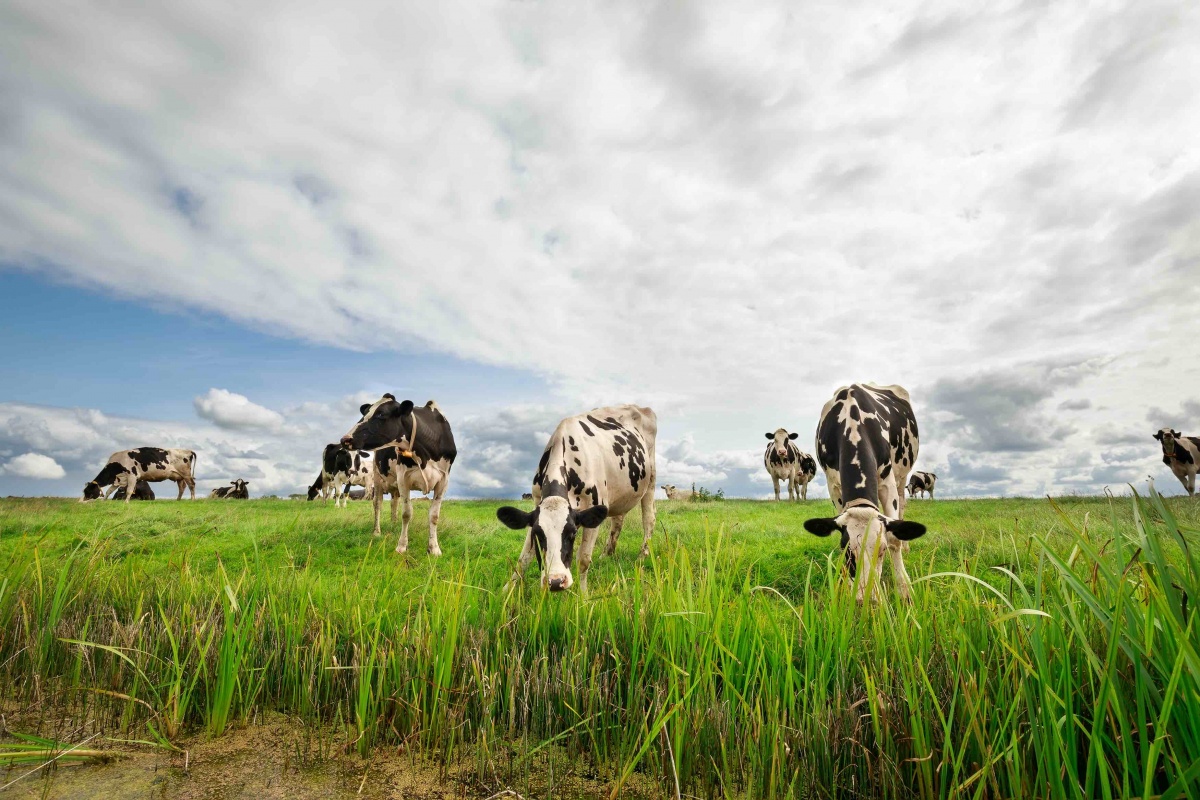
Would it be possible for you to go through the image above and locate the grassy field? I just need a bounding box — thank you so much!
[1,491,1199,798]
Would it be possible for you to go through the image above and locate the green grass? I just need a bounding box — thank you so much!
[1,492,1199,798]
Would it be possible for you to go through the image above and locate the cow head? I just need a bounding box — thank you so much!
[81,481,102,501]
[804,506,926,577]
[765,429,799,458]
[307,481,321,501]
[341,395,414,451]
[1155,428,1182,456]
[496,496,609,592]
[231,479,248,494]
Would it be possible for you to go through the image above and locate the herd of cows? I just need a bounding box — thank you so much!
[77,384,1200,599]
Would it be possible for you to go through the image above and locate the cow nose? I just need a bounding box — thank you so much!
[547,576,569,592]
[339,436,354,448]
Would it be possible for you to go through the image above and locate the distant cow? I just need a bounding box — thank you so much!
[661,484,693,501]
[82,448,197,503]
[496,405,657,593]
[112,480,155,501]
[763,429,817,501]
[308,444,350,504]
[908,471,937,498]
[1155,428,1200,496]
[521,492,534,500]
[341,396,457,554]
[803,384,926,602]
[210,479,249,499]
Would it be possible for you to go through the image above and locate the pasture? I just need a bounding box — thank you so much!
[1,492,1198,799]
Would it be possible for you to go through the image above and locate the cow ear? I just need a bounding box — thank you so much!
[359,403,372,417]
[1154,431,1163,440]
[1174,430,1182,438]
[885,519,927,541]
[396,399,414,417]
[496,506,533,530]
[575,505,609,529]
[764,433,774,440]
[804,518,840,537]
[788,432,799,440]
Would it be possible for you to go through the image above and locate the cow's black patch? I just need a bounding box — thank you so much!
[128,448,170,471]
[586,415,622,431]
[578,420,595,437]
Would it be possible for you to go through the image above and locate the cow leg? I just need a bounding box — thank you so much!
[426,479,446,557]
[370,481,385,537]
[396,485,413,554]
[771,475,781,501]
[509,530,539,586]
[889,545,914,602]
[880,478,901,520]
[604,513,626,557]
[1188,470,1196,497]
[102,482,119,500]
[175,479,185,500]
[577,524,602,594]
[390,494,399,523]
[800,478,808,501]
[122,473,137,504]
[638,489,656,558]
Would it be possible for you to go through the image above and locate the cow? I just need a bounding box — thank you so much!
[763,429,817,501]
[661,484,693,501]
[802,384,927,602]
[308,444,350,503]
[340,395,457,555]
[495,405,657,593]
[112,480,155,501]
[210,479,249,499]
[521,492,534,500]
[82,448,197,503]
[1155,428,1200,496]
[907,471,937,498]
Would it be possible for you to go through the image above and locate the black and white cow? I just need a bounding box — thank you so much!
[1155,428,1199,496]
[340,396,457,554]
[210,479,249,499]
[495,405,657,593]
[763,429,817,501]
[308,444,350,503]
[82,448,197,503]
[112,480,155,501]
[907,471,937,498]
[803,384,926,602]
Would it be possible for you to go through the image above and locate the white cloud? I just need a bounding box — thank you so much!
[193,389,284,431]
[1,452,66,480]
[0,0,1197,499]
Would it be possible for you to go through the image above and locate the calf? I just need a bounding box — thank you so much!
[803,384,926,602]
[340,396,457,554]
[907,471,937,498]
[210,479,249,499]
[496,405,657,593]
[112,480,155,501]
[1155,428,1200,496]
[82,448,197,503]
[763,429,817,501]
[661,484,693,501]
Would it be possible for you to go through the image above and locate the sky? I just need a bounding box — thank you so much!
[1,0,1198,500]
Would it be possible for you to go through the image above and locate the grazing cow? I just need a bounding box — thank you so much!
[210,479,249,499]
[331,448,376,508]
[1155,428,1200,496]
[112,480,155,501]
[803,384,926,602]
[82,448,197,503]
[763,429,817,501]
[661,484,693,501]
[495,405,657,593]
[521,492,534,500]
[908,471,937,498]
[340,396,457,554]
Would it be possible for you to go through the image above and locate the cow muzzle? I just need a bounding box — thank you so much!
[547,574,571,592]
[339,436,354,449]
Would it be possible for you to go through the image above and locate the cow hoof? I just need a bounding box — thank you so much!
[395,545,408,554]
[428,546,442,557]
[372,530,382,537]
[638,547,649,559]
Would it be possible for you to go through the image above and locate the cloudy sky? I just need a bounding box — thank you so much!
[1,0,1197,500]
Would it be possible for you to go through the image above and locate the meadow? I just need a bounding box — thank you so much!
[1,491,1198,798]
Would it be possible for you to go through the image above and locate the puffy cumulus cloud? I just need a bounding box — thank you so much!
[193,389,284,431]
[0,0,1196,419]
[1,452,66,480]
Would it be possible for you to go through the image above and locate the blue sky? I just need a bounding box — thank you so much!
[1,0,1198,500]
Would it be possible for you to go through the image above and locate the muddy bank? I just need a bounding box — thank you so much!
[1,713,660,799]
